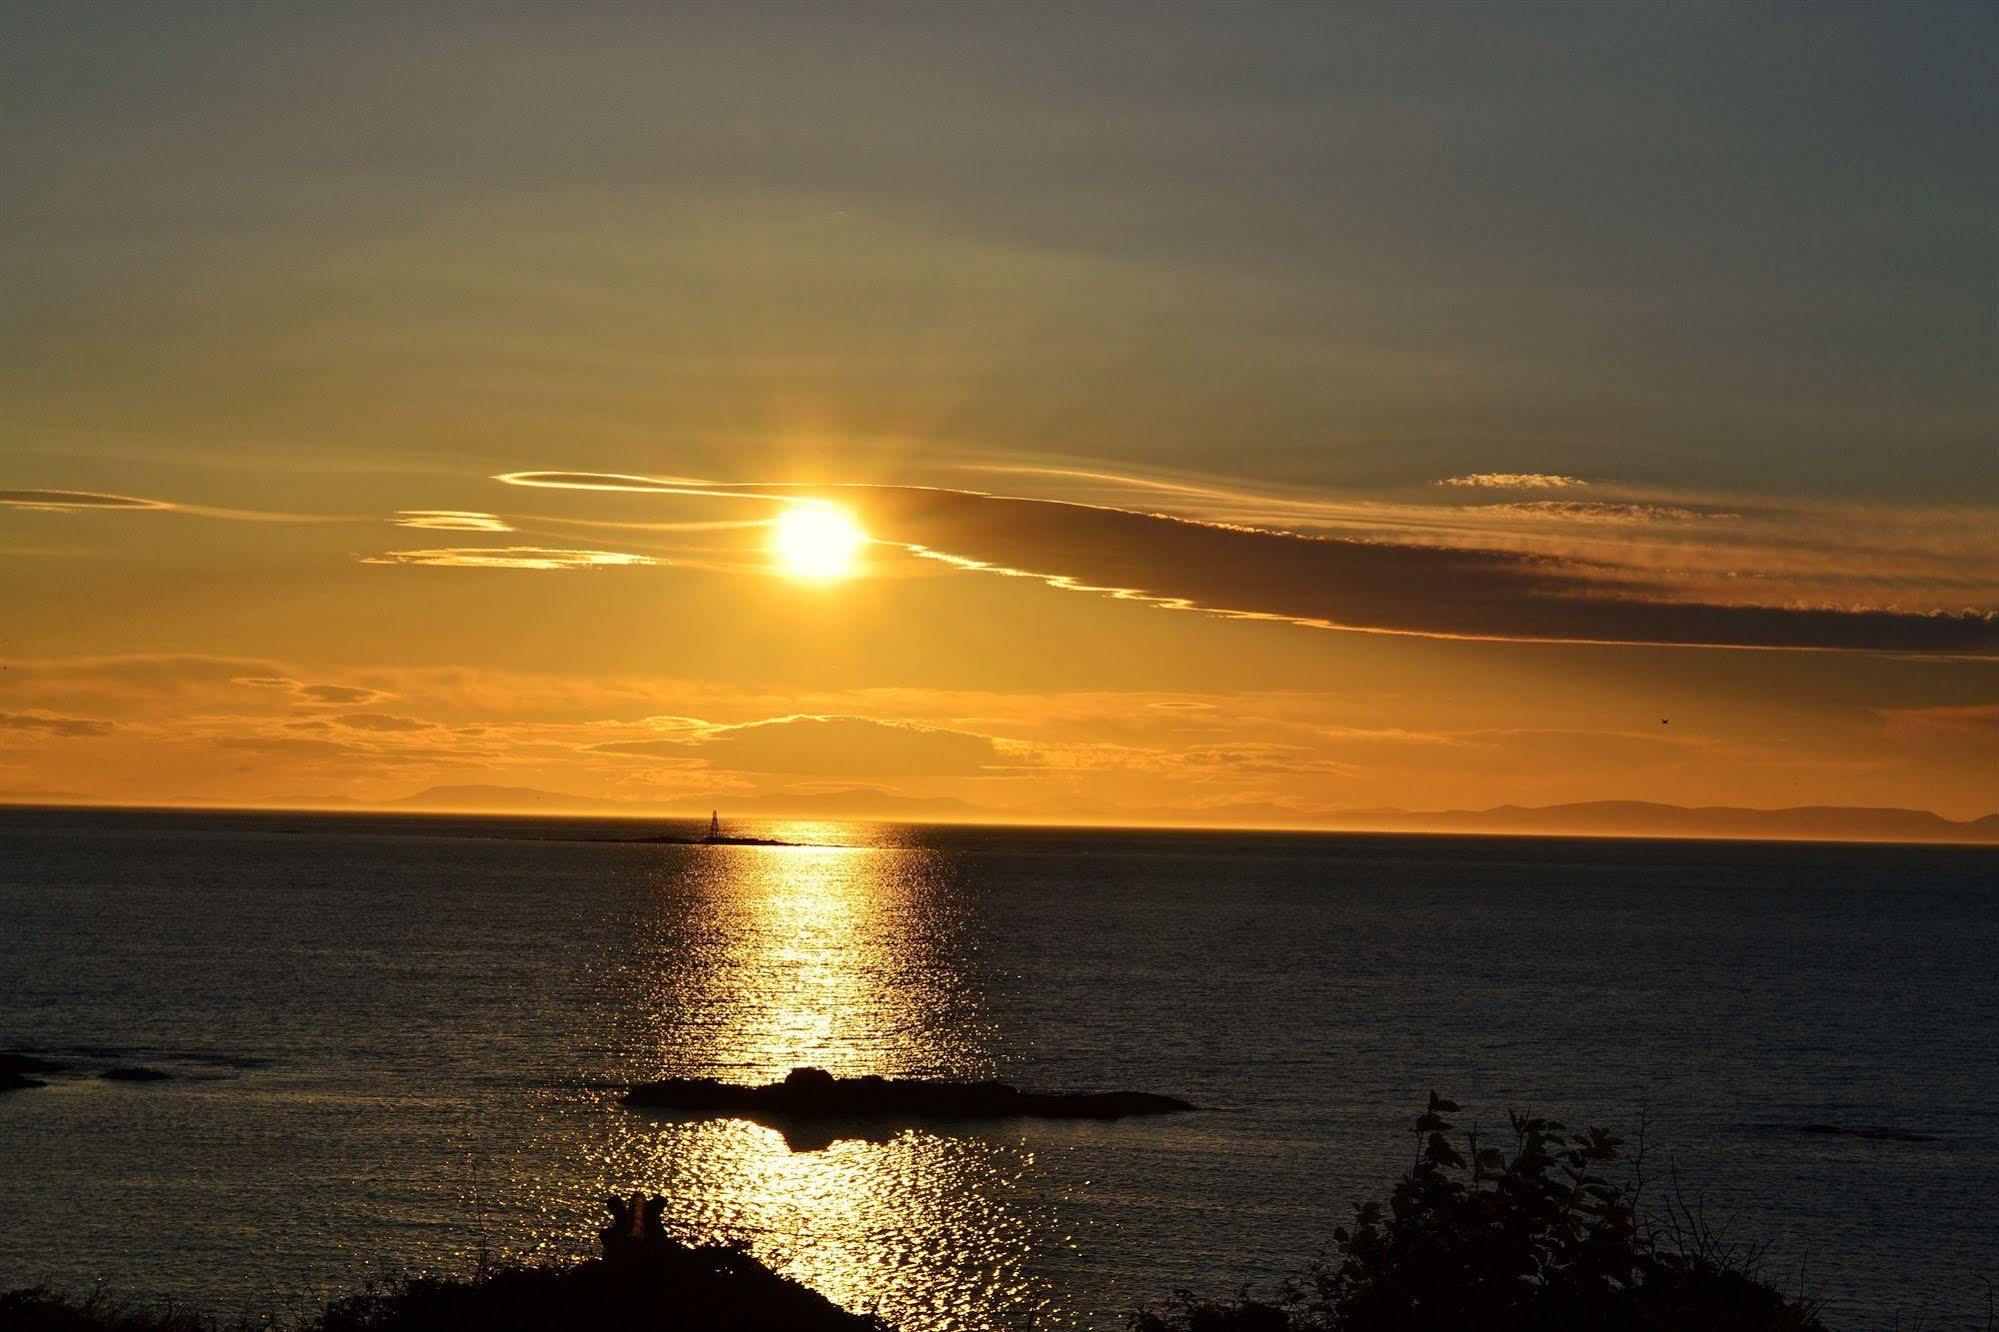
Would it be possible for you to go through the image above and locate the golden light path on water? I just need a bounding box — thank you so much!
[562,831,1071,1329]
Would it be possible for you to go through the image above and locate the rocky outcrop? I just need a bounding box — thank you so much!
[100,1066,173,1082]
[0,1191,887,1331]
[0,1053,66,1092]
[624,1066,1195,1123]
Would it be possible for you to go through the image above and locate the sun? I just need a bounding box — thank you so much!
[773,503,868,581]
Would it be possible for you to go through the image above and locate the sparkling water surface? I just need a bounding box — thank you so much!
[1,809,1993,1328]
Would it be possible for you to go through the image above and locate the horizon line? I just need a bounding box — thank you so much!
[3,795,1994,851]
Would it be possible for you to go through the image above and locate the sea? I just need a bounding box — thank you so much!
[0,808,1993,1328]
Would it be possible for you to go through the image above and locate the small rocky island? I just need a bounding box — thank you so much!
[3,1053,177,1089]
[624,1066,1195,1126]
[1,1053,64,1092]
[101,1065,173,1082]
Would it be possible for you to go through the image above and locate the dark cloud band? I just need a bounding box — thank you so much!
[489,470,1999,656]
[851,488,1999,656]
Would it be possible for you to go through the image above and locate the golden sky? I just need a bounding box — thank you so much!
[3,6,1994,825]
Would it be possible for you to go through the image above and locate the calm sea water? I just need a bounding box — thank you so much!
[0,809,1993,1328]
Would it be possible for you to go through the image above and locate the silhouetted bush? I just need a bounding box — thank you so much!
[1,1240,885,1332]
[1131,1092,1825,1332]
[0,1098,1841,1332]
[0,1289,226,1332]
[312,1241,885,1331]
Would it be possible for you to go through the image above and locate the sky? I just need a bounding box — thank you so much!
[3,3,1995,824]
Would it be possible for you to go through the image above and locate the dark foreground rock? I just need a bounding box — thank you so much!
[625,1065,1194,1126]
[315,1234,885,1329]
[0,1194,886,1332]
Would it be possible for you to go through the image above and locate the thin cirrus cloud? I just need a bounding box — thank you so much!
[392,510,516,533]
[361,547,656,571]
[1,489,175,512]
[1466,501,1739,524]
[492,471,1999,656]
[1436,473,1591,489]
[956,463,1761,553]
[0,710,116,737]
[332,712,437,733]
[861,487,1999,656]
[1877,703,1999,738]
[233,677,389,706]
[594,714,1006,779]
[2,489,354,524]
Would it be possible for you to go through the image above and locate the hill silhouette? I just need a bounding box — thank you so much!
[386,789,1998,845]
[6,790,1989,845]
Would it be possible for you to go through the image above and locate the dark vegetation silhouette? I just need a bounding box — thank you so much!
[303,1191,886,1332]
[0,1192,882,1332]
[0,1099,1875,1331]
[1131,1093,1828,1332]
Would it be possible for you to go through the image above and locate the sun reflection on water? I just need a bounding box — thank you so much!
[642,838,999,1081]
[586,837,1050,1326]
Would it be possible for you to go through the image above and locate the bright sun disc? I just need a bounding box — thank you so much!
[773,503,868,581]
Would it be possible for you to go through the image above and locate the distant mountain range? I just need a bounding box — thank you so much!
[1300,800,1999,845]
[4,786,1992,846]
[385,787,1996,845]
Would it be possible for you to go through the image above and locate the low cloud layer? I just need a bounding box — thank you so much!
[0,711,115,737]
[1878,703,1999,738]
[333,712,436,733]
[3,654,1990,820]
[233,677,391,706]
[599,715,1005,779]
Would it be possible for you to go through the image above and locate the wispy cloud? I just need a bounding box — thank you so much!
[1437,473,1591,489]
[392,510,515,533]
[860,462,1995,611]
[1878,703,1999,739]
[333,712,437,732]
[1468,501,1738,524]
[4,654,1989,818]
[217,736,356,758]
[664,715,1007,778]
[480,469,1999,655]
[493,471,775,503]
[360,547,655,570]
[0,711,115,736]
[232,677,389,706]
[872,488,1998,654]
[0,489,174,511]
[1,489,353,524]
